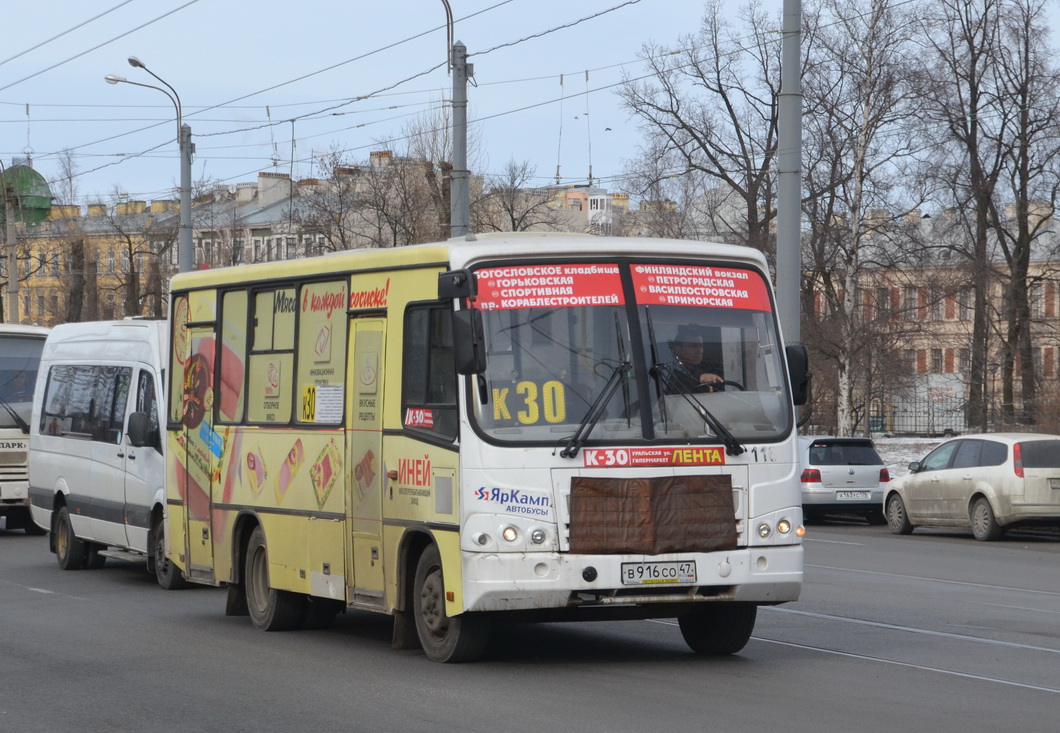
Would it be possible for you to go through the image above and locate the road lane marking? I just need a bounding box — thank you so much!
[807,564,1060,597]
[755,637,1060,694]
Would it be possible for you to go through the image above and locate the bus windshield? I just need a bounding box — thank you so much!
[469,261,791,446]
[0,335,46,430]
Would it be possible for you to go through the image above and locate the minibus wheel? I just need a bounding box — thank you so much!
[413,544,490,663]
[54,506,86,570]
[678,603,757,655]
[245,525,303,631]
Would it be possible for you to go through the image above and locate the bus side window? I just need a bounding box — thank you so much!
[402,303,458,441]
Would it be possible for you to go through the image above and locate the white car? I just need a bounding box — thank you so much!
[799,436,890,524]
[884,433,1060,541]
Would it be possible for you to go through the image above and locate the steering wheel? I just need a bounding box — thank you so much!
[692,379,745,392]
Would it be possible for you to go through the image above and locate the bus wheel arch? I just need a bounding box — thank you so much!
[411,542,491,662]
[224,514,260,617]
[150,506,188,590]
[244,524,303,631]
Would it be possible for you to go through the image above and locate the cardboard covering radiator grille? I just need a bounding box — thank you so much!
[568,475,737,554]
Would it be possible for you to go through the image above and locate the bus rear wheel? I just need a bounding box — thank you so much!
[245,526,303,631]
[413,544,490,663]
[54,506,86,570]
[678,603,757,655]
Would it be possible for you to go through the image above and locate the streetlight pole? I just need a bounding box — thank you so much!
[105,56,194,273]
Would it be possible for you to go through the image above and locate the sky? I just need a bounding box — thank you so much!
[0,0,719,206]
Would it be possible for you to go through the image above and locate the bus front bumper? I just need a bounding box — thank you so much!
[459,544,803,614]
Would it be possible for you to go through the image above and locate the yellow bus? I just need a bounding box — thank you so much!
[165,234,809,662]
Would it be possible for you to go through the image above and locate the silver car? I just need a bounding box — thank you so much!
[884,433,1060,541]
[799,436,890,524]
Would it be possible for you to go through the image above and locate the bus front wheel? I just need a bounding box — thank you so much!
[245,526,303,631]
[412,544,490,663]
[678,603,757,655]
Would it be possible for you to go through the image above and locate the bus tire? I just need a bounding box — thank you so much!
[413,544,490,663]
[678,603,757,656]
[153,516,188,590]
[245,526,303,631]
[54,506,86,570]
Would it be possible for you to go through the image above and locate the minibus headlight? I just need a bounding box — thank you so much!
[757,523,772,539]
[777,519,792,535]
[502,526,518,543]
[530,528,546,544]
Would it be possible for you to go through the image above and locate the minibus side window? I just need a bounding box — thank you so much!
[136,370,162,453]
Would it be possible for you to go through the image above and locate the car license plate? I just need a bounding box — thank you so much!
[621,561,696,585]
[836,491,870,500]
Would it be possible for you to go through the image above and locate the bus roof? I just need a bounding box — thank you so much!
[169,235,769,292]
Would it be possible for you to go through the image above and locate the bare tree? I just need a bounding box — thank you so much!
[920,0,1014,430]
[302,147,366,252]
[619,0,787,258]
[801,0,926,435]
[473,159,563,232]
[987,0,1060,424]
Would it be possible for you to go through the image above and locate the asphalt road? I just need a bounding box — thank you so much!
[2,518,1058,733]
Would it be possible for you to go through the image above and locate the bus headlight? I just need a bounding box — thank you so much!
[502,526,518,543]
[757,523,772,539]
[530,528,546,544]
[777,519,792,535]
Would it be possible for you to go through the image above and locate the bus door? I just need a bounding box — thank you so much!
[345,318,386,607]
[176,324,217,579]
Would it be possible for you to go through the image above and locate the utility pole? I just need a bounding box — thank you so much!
[2,164,19,324]
[776,0,803,344]
[450,41,472,238]
[4,189,18,325]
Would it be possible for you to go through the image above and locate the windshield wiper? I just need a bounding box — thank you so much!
[560,361,632,459]
[664,374,745,456]
[0,396,30,434]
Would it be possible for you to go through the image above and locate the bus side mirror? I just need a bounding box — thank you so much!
[786,344,810,406]
[128,411,150,447]
[452,309,487,375]
[438,269,477,300]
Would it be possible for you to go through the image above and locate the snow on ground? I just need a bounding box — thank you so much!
[872,436,947,478]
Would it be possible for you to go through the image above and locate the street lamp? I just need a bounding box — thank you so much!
[105,56,194,273]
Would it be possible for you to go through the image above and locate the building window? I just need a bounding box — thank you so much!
[959,348,971,373]
[902,286,917,321]
[904,349,916,372]
[1030,282,1045,319]
[23,295,31,318]
[931,348,943,373]
[50,254,60,277]
[107,251,116,274]
[958,288,973,321]
[286,237,296,260]
[50,294,59,317]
